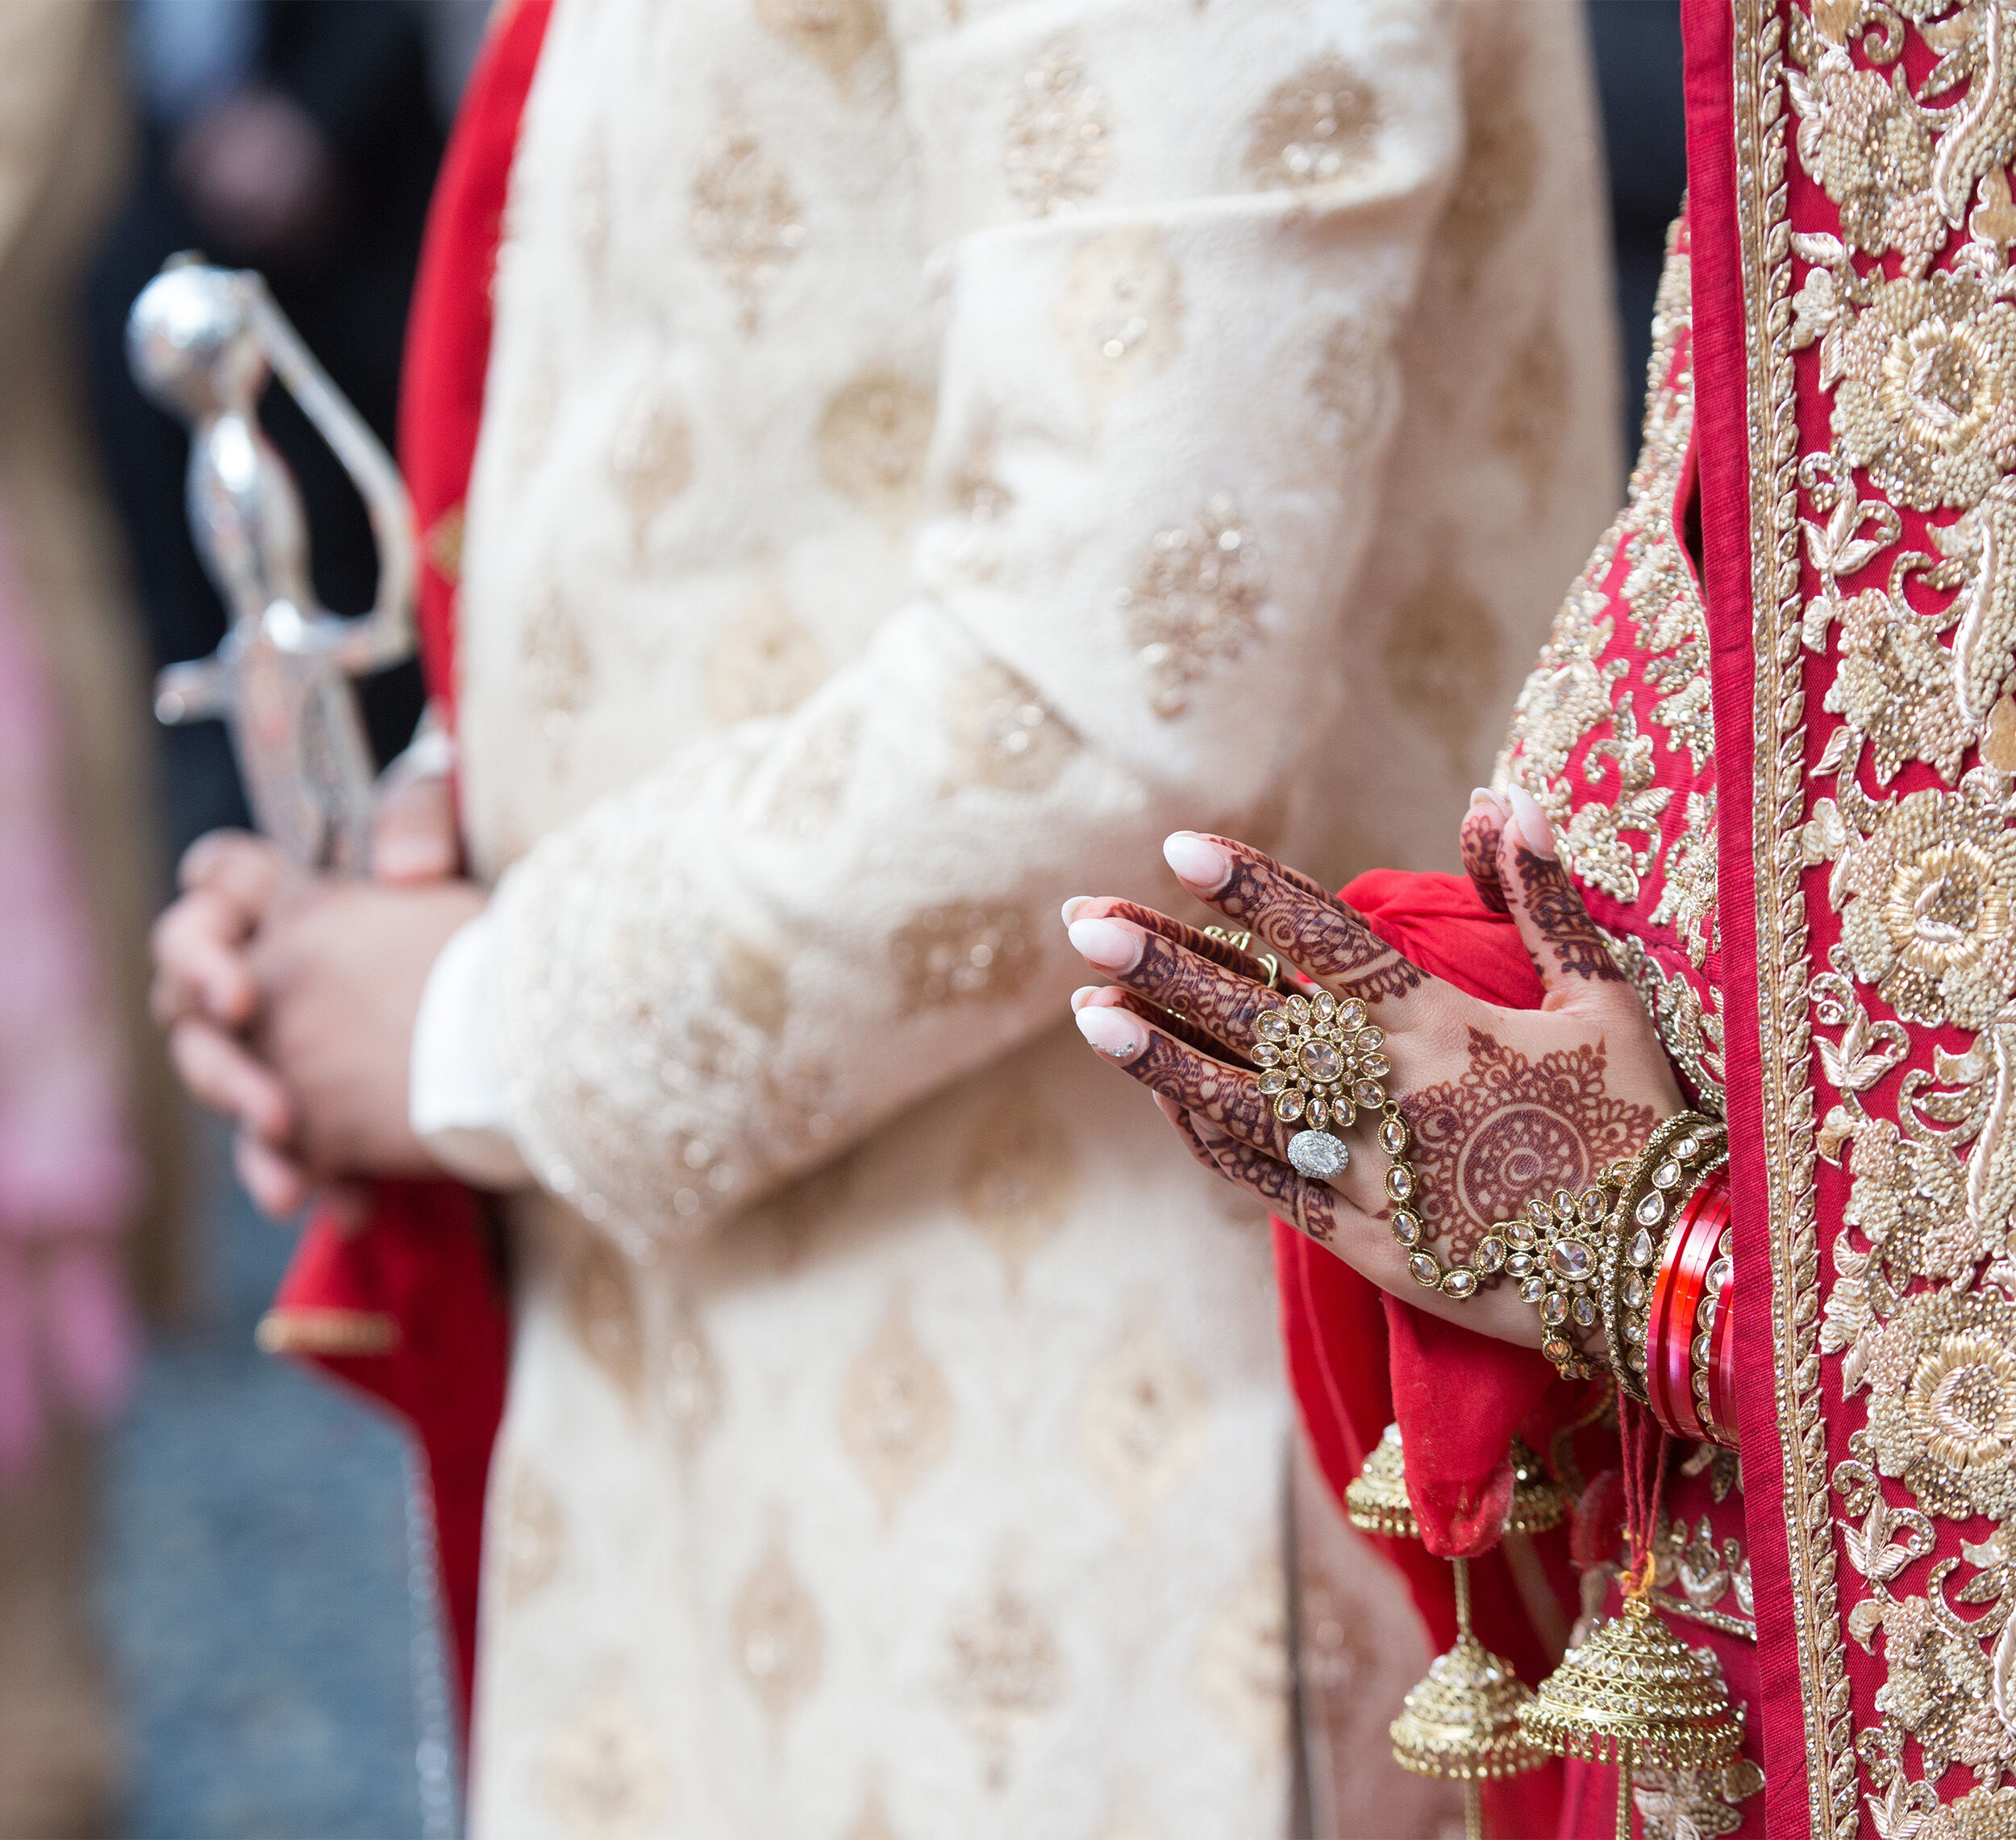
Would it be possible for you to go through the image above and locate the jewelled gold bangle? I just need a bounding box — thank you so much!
[1599,1115,1727,1405]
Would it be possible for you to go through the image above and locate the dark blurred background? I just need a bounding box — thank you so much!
[0,5,1685,1836]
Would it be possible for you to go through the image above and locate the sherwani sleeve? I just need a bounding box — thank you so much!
[477,0,1467,1238]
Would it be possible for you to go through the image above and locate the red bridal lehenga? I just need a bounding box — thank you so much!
[1285,4,2016,1836]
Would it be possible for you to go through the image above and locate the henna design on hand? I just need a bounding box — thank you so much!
[1099,901,1275,987]
[1108,928,1272,1052]
[1460,803,1510,914]
[1173,1105,1336,1246]
[1125,1024,1299,1162]
[1397,1028,1655,1264]
[1206,848,1425,1003]
[1514,847,1625,983]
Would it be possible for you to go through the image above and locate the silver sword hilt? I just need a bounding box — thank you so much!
[128,256,417,872]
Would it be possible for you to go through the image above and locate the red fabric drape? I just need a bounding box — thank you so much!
[264,0,554,1738]
[1278,869,1587,1835]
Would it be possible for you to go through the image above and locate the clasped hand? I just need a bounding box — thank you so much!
[148,768,485,1218]
[1064,792,1686,1355]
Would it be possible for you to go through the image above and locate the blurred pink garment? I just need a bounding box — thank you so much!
[0,499,139,1480]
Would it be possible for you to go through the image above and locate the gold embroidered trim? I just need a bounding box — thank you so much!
[1733,6,1849,1832]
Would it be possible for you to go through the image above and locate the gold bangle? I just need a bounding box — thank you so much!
[1600,1115,1727,1404]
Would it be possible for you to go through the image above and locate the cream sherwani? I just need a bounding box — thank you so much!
[435,1,1622,1833]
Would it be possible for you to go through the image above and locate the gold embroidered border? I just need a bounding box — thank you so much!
[1731,5,1853,1834]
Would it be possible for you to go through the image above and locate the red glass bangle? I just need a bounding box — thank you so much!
[1644,1163,1732,1442]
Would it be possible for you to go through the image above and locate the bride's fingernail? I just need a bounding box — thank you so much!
[1164,831,1232,893]
[1070,985,1104,1012]
[1060,895,1093,925]
[1506,785,1558,860]
[1468,786,1505,816]
[1068,916,1143,973]
[1076,1005,1147,1061]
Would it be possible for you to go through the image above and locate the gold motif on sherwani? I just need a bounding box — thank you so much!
[889,903,1033,1011]
[501,1458,565,1611]
[1056,227,1185,413]
[521,581,593,747]
[956,1093,1076,1285]
[1385,552,1503,772]
[943,1579,1067,1788]
[1242,55,1381,191]
[1003,45,1113,217]
[1192,1555,1292,1768]
[689,126,806,331]
[609,389,694,552]
[754,0,886,84]
[566,1232,644,1408]
[707,586,829,726]
[1117,494,1269,718]
[817,371,936,533]
[539,1679,673,1837]
[942,661,1077,795]
[733,1536,826,1723]
[839,1297,955,1522]
[1491,318,1571,507]
[1077,1320,1209,1528]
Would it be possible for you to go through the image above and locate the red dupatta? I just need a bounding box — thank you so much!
[258,0,554,1734]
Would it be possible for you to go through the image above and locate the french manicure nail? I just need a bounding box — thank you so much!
[1506,785,1558,860]
[1164,831,1232,893]
[1468,786,1506,817]
[1070,985,1103,1012]
[1068,917,1144,973]
[1060,895,1092,925]
[1076,1005,1147,1061]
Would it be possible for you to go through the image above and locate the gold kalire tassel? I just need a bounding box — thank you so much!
[1518,1400,1740,1838]
[1346,1425,1564,1840]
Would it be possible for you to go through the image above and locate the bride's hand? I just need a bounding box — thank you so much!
[1061,790,1685,1355]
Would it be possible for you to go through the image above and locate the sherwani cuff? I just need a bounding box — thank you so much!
[410,909,533,1191]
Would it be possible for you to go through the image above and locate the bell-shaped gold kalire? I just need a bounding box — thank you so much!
[1349,1424,1570,1839]
[1518,1596,1742,1840]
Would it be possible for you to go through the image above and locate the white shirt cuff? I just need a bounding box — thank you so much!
[409,910,534,1190]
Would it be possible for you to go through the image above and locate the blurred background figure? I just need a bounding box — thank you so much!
[1586,0,1688,452]
[0,4,170,1835]
[81,0,448,859]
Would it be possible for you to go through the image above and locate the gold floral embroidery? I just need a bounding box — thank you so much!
[1927,1784,2016,1838]
[1192,1555,1291,1769]
[1077,1321,1208,1528]
[732,1538,826,1723]
[1003,47,1112,217]
[955,1094,1076,1286]
[1439,19,1539,292]
[539,1680,673,1837]
[943,1580,1066,1788]
[1116,494,1269,719]
[1631,1755,1766,1840]
[1242,56,1380,191]
[816,371,936,532]
[706,587,829,726]
[753,0,885,84]
[689,127,806,332]
[838,1297,955,1523]
[1747,2,2016,1827]
[1651,1505,1755,1638]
